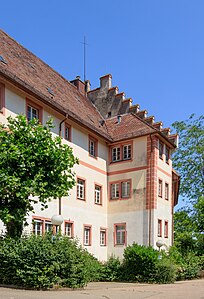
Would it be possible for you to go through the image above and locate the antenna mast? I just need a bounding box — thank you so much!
[81,36,88,82]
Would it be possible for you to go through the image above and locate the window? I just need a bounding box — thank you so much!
[77,178,85,200]
[27,105,39,121]
[65,221,74,238]
[26,98,42,123]
[158,219,162,237]
[33,219,43,235]
[84,225,91,246]
[165,183,169,200]
[45,221,52,233]
[114,223,126,245]
[112,147,120,162]
[65,124,71,141]
[111,183,120,199]
[165,146,170,164]
[95,184,102,205]
[123,144,131,160]
[100,228,107,246]
[0,82,5,114]
[121,181,130,198]
[159,141,164,159]
[110,142,132,163]
[158,179,163,197]
[164,221,168,238]
[89,136,98,158]
[110,180,131,200]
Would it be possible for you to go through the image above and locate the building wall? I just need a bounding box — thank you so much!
[0,80,175,260]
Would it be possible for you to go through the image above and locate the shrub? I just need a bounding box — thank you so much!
[0,234,101,289]
[100,256,122,281]
[122,243,159,282]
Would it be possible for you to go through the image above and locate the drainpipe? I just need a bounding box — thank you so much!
[58,114,68,216]
[148,134,153,246]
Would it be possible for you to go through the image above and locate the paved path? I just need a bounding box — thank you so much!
[0,279,204,299]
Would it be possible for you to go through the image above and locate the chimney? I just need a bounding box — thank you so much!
[85,80,91,93]
[100,74,112,89]
[70,76,85,95]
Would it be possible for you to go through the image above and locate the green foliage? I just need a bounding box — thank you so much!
[0,234,101,289]
[172,114,204,202]
[168,246,203,280]
[122,243,159,282]
[100,256,122,281]
[0,115,78,238]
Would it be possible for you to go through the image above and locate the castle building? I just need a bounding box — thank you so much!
[0,30,180,260]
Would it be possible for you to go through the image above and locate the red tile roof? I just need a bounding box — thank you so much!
[0,30,109,140]
[0,30,176,147]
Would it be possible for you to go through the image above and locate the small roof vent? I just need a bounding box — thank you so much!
[47,87,55,96]
[0,55,7,64]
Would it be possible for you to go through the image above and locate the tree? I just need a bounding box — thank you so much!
[0,115,78,238]
[172,114,204,202]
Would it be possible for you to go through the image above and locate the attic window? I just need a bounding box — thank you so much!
[0,55,7,64]
[47,87,55,96]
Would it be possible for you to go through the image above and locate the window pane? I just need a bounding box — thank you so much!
[122,181,130,198]
[27,105,39,121]
[77,179,85,199]
[95,185,101,204]
[65,223,73,237]
[33,220,43,235]
[111,183,119,199]
[115,225,126,245]
[123,145,131,160]
[112,147,120,162]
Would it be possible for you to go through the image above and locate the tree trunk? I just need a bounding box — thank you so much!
[6,220,23,238]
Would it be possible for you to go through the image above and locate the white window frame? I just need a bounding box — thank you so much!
[100,229,106,246]
[165,183,169,200]
[33,219,43,236]
[95,185,102,204]
[111,183,119,199]
[115,224,126,245]
[121,181,130,198]
[65,222,73,238]
[45,221,52,233]
[27,105,39,122]
[77,178,85,200]
[84,226,91,246]
[112,147,121,162]
[158,179,163,197]
[123,144,131,160]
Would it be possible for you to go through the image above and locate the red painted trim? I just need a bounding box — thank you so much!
[88,134,98,159]
[32,216,52,234]
[114,223,127,246]
[157,166,172,177]
[0,82,5,115]
[26,98,43,123]
[79,160,107,175]
[65,123,72,142]
[83,224,92,246]
[94,182,103,206]
[109,179,132,201]
[76,176,86,201]
[108,165,147,176]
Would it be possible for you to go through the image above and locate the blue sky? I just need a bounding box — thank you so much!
[1,0,203,208]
